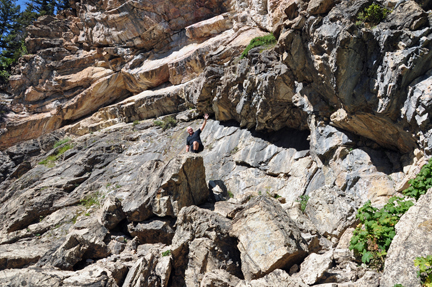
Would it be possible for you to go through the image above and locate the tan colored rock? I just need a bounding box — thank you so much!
[122,252,172,287]
[99,196,125,230]
[37,218,109,270]
[200,269,241,287]
[330,109,417,154]
[230,196,308,280]
[0,241,51,270]
[24,86,47,102]
[307,0,335,15]
[0,112,62,150]
[380,189,432,287]
[61,72,128,121]
[87,80,190,124]
[171,205,242,286]
[305,187,356,239]
[236,269,307,287]
[298,251,334,285]
[152,154,209,217]
[121,154,209,221]
[186,14,233,39]
[268,0,299,31]
[53,67,114,92]
[328,147,397,206]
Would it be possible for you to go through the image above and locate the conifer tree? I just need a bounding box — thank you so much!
[0,0,21,83]
[25,0,56,16]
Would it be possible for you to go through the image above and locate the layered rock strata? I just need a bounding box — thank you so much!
[1,0,432,285]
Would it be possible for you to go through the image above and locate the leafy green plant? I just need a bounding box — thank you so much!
[298,195,309,212]
[241,33,277,59]
[349,197,414,270]
[228,190,234,198]
[132,120,139,126]
[357,3,390,26]
[403,159,432,200]
[415,255,432,286]
[154,116,177,131]
[162,250,171,257]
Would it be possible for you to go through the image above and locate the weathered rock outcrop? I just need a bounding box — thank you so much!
[380,188,432,286]
[2,0,432,285]
[171,205,242,286]
[230,196,308,280]
[122,154,209,222]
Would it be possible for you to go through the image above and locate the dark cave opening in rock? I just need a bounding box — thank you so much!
[219,120,310,151]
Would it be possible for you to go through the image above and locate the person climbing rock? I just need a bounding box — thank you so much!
[186,113,209,153]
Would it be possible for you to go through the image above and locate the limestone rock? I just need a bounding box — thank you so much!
[380,189,432,287]
[0,263,120,286]
[309,117,353,160]
[305,187,356,239]
[100,196,125,230]
[36,218,109,270]
[0,241,51,270]
[200,269,241,287]
[236,269,307,287]
[186,14,233,39]
[171,205,242,286]
[308,0,335,15]
[127,218,175,245]
[122,154,209,221]
[152,154,209,217]
[229,196,308,280]
[297,250,334,285]
[122,252,172,287]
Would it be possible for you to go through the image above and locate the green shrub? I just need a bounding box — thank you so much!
[241,33,277,59]
[154,116,177,131]
[357,3,390,26]
[298,195,309,212]
[133,120,139,126]
[403,159,432,200]
[228,190,234,198]
[415,255,432,286]
[162,250,171,257]
[349,197,414,270]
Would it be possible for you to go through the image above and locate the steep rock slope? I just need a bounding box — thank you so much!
[1,0,432,286]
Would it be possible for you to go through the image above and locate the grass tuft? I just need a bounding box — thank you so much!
[241,33,277,59]
[154,116,177,131]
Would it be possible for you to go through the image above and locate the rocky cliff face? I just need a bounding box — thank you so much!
[1,0,432,286]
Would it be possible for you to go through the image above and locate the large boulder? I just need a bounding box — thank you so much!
[296,250,334,285]
[128,218,175,245]
[380,189,432,287]
[36,218,109,270]
[305,187,356,240]
[122,251,172,287]
[122,154,209,221]
[229,196,308,280]
[171,205,242,287]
